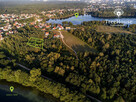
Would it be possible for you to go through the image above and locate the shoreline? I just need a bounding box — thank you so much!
[0,68,90,102]
[0,79,58,102]
[49,13,84,20]
[47,14,136,21]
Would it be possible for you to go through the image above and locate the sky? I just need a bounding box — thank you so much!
[0,0,86,1]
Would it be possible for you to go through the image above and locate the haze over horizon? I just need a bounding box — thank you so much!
[0,0,109,1]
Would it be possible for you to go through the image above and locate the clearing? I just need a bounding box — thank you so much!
[97,25,133,34]
[53,30,96,53]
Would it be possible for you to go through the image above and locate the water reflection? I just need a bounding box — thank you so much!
[47,15,136,25]
[0,80,57,102]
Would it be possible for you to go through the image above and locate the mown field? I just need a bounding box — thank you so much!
[97,25,133,34]
[59,30,96,53]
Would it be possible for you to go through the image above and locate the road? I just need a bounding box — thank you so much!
[17,62,102,102]
[17,63,53,81]
[86,95,102,102]
[59,31,79,60]
[7,56,101,102]
[8,57,53,81]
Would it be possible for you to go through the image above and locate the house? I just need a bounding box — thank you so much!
[3,28,8,32]
[37,19,43,22]
[14,21,18,25]
[5,32,9,35]
[30,22,35,25]
[45,32,49,37]
[53,34,60,38]
[9,31,13,34]
[34,26,39,28]
[59,26,64,30]
[46,14,54,18]
[57,24,64,30]
[53,27,56,30]
[0,27,4,29]
[46,25,51,28]
[65,27,71,30]
[42,28,46,31]
[16,25,21,29]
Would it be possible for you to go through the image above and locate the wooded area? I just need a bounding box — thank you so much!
[0,20,136,102]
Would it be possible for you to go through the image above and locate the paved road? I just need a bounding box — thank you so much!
[59,31,79,60]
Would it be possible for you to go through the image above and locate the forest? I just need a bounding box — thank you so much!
[0,20,136,102]
[0,2,86,14]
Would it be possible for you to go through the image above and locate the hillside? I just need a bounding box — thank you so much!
[96,25,134,34]
[60,30,96,53]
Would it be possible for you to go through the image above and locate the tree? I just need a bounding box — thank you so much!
[29,68,41,82]
[100,88,107,99]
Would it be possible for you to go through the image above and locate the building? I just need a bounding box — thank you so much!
[45,32,49,38]
[53,34,60,38]
[65,27,71,30]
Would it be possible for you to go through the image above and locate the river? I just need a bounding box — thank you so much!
[47,15,136,25]
[0,80,58,102]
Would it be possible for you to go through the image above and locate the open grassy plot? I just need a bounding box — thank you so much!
[60,30,96,53]
[97,25,133,34]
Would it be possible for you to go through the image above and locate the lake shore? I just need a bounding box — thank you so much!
[46,14,136,25]
[0,80,58,102]
[49,13,84,20]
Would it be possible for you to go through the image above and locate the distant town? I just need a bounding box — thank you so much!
[0,1,136,40]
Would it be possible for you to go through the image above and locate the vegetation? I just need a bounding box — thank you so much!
[68,21,136,102]
[0,2,86,14]
[96,25,133,34]
[128,24,136,33]
[0,3,136,100]
[54,30,96,52]
[0,27,90,101]
[90,8,136,18]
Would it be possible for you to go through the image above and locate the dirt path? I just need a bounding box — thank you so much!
[59,31,79,60]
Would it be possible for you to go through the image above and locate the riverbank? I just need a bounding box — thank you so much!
[0,68,91,102]
[50,13,84,20]
[0,80,57,102]
[88,12,136,18]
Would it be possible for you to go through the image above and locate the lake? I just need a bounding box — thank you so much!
[47,15,136,25]
[0,80,57,102]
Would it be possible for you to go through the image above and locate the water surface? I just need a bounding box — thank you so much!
[0,80,57,102]
[47,15,136,25]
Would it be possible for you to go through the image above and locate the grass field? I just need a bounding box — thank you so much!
[97,25,133,34]
[59,30,96,53]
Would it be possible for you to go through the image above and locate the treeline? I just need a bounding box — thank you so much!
[0,68,90,102]
[67,21,136,102]
[52,10,84,19]
[0,2,86,14]
[128,24,136,33]
[0,50,90,102]
[90,8,136,18]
